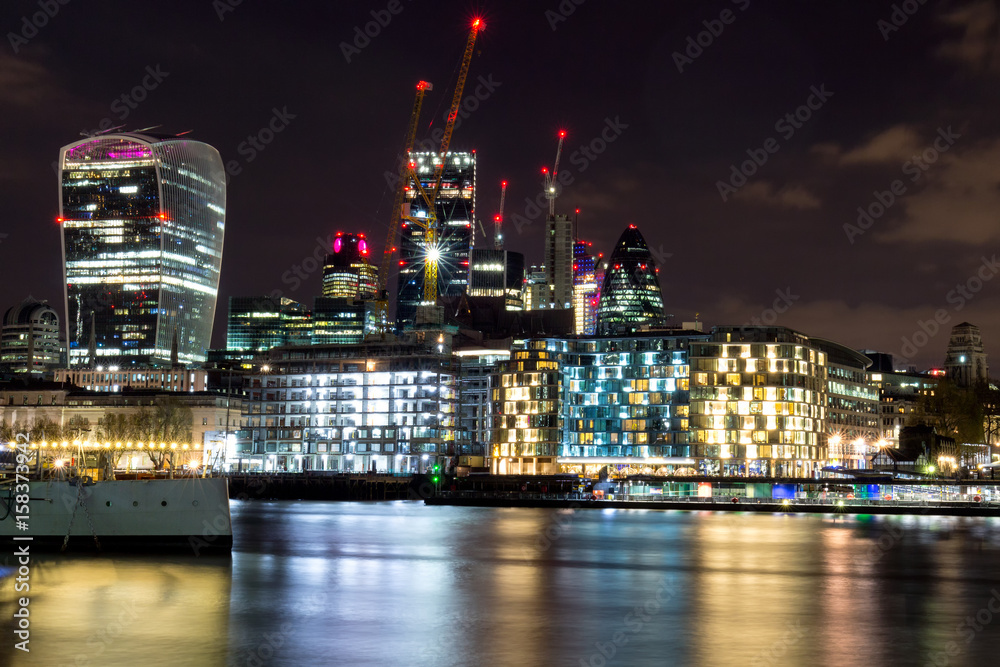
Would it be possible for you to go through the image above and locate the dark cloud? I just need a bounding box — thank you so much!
[2,0,1000,373]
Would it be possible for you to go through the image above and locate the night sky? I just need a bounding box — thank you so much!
[3,0,1000,371]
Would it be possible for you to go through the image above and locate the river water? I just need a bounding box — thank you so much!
[4,501,1000,666]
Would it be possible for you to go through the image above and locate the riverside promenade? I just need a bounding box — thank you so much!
[425,493,1000,517]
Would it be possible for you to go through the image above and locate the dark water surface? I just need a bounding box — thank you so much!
[4,501,1000,666]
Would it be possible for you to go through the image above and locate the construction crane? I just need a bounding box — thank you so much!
[402,18,484,304]
[375,80,433,333]
[493,180,507,250]
[542,130,566,216]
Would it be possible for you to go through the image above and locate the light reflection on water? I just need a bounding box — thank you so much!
[3,502,1000,666]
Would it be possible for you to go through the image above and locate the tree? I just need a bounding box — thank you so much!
[910,379,986,467]
[134,398,193,471]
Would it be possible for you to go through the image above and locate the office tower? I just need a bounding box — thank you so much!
[522,265,549,311]
[311,297,379,344]
[226,297,311,353]
[572,241,598,335]
[944,322,989,387]
[396,151,475,330]
[1,297,62,374]
[467,249,525,310]
[322,232,378,299]
[595,225,665,335]
[59,133,226,367]
[544,214,573,309]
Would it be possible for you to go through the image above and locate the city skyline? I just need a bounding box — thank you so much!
[2,1,1000,370]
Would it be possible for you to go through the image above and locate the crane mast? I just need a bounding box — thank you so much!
[543,130,566,217]
[375,80,432,334]
[402,18,484,304]
[493,180,507,250]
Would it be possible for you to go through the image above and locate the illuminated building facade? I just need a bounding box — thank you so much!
[554,333,705,477]
[868,364,939,448]
[396,151,475,330]
[467,249,524,310]
[240,337,457,472]
[455,347,510,459]
[944,322,989,388]
[311,297,379,345]
[688,327,828,477]
[1,298,62,374]
[322,232,378,300]
[59,133,226,367]
[490,344,562,474]
[572,241,598,335]
[54,366,208,393]
[226,297,311,353]
[812,339,880,467]
[522,266,548,311]
[595,225,665,335]
[489,328,877,477]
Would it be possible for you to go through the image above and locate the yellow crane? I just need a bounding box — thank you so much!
[400,18,484,304]
[376,79,433,332]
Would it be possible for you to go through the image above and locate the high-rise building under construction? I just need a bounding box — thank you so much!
[396,151,475,330]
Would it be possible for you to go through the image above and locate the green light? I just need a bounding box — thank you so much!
[432,476,439,483]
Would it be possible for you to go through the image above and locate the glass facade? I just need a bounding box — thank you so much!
[491,344,562,474]
[59,134,226,367]
[396,151,475,330]
[226,297,311,352]
[467,249,524,310]
[490,327,867,477]
[688,327,828,476]
[595,225,665,335]
[322,232,378,300]
[311,297,379,345]
[572,241,598,335]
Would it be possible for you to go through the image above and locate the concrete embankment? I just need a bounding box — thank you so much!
[425,496,1000,517]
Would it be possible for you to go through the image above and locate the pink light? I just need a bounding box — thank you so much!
[107,149,152,160]
[334,237,342,253]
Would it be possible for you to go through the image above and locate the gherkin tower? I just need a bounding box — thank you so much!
[595,225,665,335]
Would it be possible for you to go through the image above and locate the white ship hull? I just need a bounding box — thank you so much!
[1,478,232,554]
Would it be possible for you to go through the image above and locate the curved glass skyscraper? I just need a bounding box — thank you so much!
[595,225,665,335]
[59,133,226,367]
